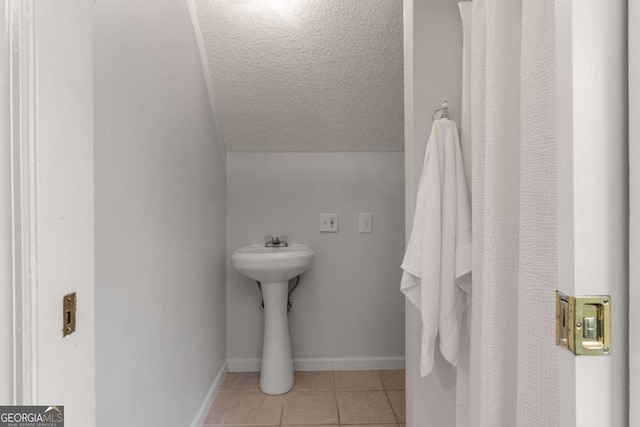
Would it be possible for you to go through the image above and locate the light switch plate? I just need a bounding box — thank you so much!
[359,213,373,233]
[319,213,339,232]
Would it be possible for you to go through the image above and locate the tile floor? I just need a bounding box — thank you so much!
[204,370,406,427]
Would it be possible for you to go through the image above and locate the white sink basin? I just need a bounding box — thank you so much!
[231,242,314,283]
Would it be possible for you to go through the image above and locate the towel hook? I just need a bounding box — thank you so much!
[432,101,450,121]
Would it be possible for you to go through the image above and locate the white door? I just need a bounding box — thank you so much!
[0,1,96,426]
[556,0,628,425]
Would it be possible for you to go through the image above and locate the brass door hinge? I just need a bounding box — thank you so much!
[556,291,611,355]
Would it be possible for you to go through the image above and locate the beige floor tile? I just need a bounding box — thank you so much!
[336,391,396,424]
[203,392,234,425]
[387,390,406,423]
[222,391,283,425]
[334,371,384,391]
[282,391,339,425]
[292,371,335,392]
[379,370,405,391]
[236,372,261,392]
[220,372,243,392]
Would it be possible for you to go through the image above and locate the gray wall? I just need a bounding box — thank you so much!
[227,152,405,369]
[403,0,463,425]
[631,1,640,424]
[196,0,404,152]
[94,0,227,426]
[199,0,407,369]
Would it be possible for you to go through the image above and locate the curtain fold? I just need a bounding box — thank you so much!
[456,1,559,426]
[516,1,559,424]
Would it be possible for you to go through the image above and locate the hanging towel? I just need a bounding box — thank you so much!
[401,118,472,377]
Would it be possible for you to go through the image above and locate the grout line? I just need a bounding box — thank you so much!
[333,371,342,427]
[379,370,401,425]
[279,392,285,426]
[219,372,241,426]
[335,388,341,426]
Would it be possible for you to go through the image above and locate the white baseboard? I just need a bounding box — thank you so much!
[227,356,405,372]
[190,361,228,427]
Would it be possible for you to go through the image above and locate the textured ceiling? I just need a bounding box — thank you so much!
[196,0,404,152]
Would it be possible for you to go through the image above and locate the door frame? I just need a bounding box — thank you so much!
[2,2,96,424]
[556,0,628,426]
[1,0,38,405]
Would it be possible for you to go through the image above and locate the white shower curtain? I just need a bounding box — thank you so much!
[456,1,559,426]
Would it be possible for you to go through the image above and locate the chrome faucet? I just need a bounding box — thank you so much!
[265,235,288,247]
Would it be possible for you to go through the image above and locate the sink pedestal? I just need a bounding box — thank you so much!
[260,281,294,395]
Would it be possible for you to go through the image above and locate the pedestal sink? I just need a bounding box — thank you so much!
[231,242,313,395]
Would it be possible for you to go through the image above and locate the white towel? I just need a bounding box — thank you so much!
[401,118,472,376]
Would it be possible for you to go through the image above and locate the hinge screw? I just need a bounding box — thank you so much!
[576,322,582,329]
[603,347,610,353]
[603,297,610,304]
